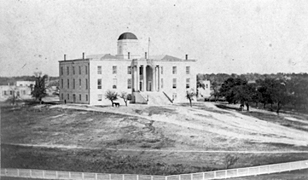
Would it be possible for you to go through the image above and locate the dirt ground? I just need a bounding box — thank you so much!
[1,101,308,174]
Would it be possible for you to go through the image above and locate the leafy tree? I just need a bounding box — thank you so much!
[105,90,118,107]
[119,92,128,106]
[31,72,48,104]
[219,77,247,104]
[186,89,196,107]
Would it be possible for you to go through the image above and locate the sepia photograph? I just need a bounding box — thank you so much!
[1,0,308,180]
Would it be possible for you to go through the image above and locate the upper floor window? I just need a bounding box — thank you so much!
[206,84,208,89]
[79,94,82,101]
[127,66,131,74]
[186,66,190,74]
[79,79,81,87]
[73,79,75,89]
[113,66,117,74]
[61,79,63,88]
[67,79,70,89]
[173,78,177,88]
[67,67,69,75]
[85,79,88,89]
[85,66,88,74]
[172,66,177,74]
[79,66,81,74]
[73,66,75,75]
[161,79,163,88]
[161,66,163,74]
[98,66,102,74]
[60,67,63,75]
[97,79,102,89]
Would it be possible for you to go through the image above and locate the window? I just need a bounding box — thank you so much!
[127,78,132,89]
[67,79,70,89]
[161,79,163,88]
[67,67,69,75]
[79,94,81,101]
[98,66,102,74]
[73,66,75,75]
[22,90,26,95]
[67,94,69,100]
[206,84,208,89]
[186,66,190,74]
[98,94,102,101]
[127,66,131,74]
[172,66,177,74]
[173,78,177,88]
[61,79,63,88]
[97,79,102,89]
[113,78,117,89]
[112,66,117,74]
[79,66,81,74]
[10,91,13,95]
[161,66,163,74]
[186,78,190,88]
[85,79,88,89]
[60,67,63,75]
[85,66,88,74]
[79,79,81,87]
[3,91,7,95]
[61,94,63,100]
[73,79,75,89]
[86,95,88,101]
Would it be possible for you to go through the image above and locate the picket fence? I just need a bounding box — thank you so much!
[1,160,308,180]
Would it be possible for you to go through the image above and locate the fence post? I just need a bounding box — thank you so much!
[122,174,125,180]
[5,168,7,175]
[179,175,181,180]
[258,166,260,175]
[213,171,216,178]
[69,172,71,179]
[165,175,168,180]
[95,173,98,180]
[151,175,154,180]
[82,172,84,180]
[202,173,205,180]
[30,169,32,177]
[17,169,20,177]
[236,169,239,176]
[56,171,58,179]
[191,173,193,180]
[225,170,227,178]
[42,170,45,178]
[109,174,112,180]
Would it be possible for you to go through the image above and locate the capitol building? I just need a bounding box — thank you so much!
[59,32,197,105]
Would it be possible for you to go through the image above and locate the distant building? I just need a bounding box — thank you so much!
[0,81,34,101]
[59,32,197,105]
[197,80,211,99]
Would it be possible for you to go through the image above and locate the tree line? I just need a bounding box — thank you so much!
[198,73,308,114]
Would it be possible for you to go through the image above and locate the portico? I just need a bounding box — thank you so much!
[131,60,160,92]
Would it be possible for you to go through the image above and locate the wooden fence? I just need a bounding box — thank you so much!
[1,160,308,180]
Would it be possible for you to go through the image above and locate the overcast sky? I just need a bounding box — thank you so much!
[1,0,308,76]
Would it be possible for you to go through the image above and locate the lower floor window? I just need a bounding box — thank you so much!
[79,94,82,101]
[86,95,88,101]
[98,94,102,101]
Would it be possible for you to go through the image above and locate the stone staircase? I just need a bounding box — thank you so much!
[140,92,172,105]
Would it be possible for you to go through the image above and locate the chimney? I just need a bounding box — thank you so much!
[145,52,147,59]
[185,54,188,60]
[82,52,85,59]
[128,52,130,59]
[64,54,66,61]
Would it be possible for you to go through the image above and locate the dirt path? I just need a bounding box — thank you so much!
[4,143,308,154]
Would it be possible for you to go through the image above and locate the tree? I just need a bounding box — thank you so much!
[219,77,247,104]
[119,92,128,106]
[105,90,118,107]
[186,89,196,107]
[31,72,48,104]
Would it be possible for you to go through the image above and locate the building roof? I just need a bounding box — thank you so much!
[87,54,118,60]
[118,32,138,40]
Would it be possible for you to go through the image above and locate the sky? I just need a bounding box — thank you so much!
[1,0,308,77]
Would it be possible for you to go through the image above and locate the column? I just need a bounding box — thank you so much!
[152,66,155,92]
[143,65,146,92]
[137,66,140,91]
[157,65,160,91]
[132,66,135,92]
